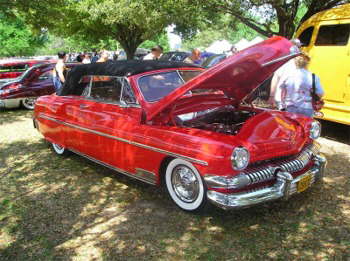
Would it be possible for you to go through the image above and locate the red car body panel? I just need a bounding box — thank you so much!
[0,59,54,79]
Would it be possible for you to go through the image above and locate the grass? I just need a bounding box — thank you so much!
[0,109,349,260]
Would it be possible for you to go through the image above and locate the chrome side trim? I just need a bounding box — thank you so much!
[69,148,157,185]
[38,113,208,166]
[261,52,301,67]
[135,168,157,184]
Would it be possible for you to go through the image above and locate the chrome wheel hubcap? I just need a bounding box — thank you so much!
[171,165,199,203]
[23,98,36,109]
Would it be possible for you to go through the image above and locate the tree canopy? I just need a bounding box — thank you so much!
[1,0,349,57]
[53,0,204,59]
[0,15,47,57]
[202,0,350,38]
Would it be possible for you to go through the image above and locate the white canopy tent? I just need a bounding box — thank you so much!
[205,40,232,54]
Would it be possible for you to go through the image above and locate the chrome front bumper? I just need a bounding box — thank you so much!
[206,153,327,210]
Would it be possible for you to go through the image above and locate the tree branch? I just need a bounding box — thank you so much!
[215,4,277,37]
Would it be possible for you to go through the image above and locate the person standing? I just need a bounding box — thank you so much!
[277,54,324,117]
[184,49,201,64]
[269,39,302,109]
[91,49,99,63]
[143,45,163,60]
[82,53,91,64]
[96,50,109,63]
[52,51,67,93]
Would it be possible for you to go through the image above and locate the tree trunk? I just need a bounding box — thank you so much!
[116,25,144,60]
[124,44,138,60]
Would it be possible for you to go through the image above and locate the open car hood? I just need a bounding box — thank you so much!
[145,36,299,121]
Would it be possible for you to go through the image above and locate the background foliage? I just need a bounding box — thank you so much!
[0,0,349,57]
[0,16,46,57]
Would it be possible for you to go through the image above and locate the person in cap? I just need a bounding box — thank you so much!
[143,45,163,60]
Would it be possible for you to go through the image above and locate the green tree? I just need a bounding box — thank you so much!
[1,0,210,59]
[0,15,46,57]
[36,34,121,55]
[202,0,350,38]
[139,31,170,52]
[53,0,204,59]
[182,14,258,50]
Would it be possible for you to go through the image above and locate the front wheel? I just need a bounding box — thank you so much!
[165,158,208,212]
[52,143,69,155]
[21,97,36,110]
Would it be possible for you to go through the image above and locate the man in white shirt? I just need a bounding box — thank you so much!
[269,39,301,109]
[143,45,163,60]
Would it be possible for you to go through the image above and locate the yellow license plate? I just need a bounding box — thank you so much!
[297,174,312,193]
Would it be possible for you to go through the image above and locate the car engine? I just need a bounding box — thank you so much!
[180,106,256,135]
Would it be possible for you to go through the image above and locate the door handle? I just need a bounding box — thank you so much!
[80,104,89,109]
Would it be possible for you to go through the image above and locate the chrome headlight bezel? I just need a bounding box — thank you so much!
[231,147,250,171]
[310,120,321,139]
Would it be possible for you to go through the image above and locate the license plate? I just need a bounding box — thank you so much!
[297,174,312,193]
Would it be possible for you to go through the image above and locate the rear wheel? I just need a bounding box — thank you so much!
[165,158,207,212]
[21,97,36,110]
[52,143,69,155]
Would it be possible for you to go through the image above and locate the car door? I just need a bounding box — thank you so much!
[307,21,350,104]
[24,69,55,97]
[66,75,143,172]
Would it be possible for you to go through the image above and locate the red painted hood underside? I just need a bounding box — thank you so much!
[146,36,298,121]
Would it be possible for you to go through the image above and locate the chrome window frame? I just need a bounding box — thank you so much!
[80,75,139,108]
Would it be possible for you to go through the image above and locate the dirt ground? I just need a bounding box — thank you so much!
[0,109,349,261]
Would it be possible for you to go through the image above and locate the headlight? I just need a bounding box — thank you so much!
[231,147,250,170]
[310,121,321,139]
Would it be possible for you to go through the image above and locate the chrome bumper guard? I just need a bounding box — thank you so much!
[206,153,327,210]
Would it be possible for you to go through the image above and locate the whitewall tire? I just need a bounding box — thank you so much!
[165,158,207,212]
[52,143,68,155]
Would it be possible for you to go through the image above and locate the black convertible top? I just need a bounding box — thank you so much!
[59,60,201,96]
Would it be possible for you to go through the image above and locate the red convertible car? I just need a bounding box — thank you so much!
[0,63,76,110]
[33,37,326,212]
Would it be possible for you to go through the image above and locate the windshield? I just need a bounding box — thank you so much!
[138,70,201,102]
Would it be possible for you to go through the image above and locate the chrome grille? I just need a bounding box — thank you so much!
[244,143,320,185]
[245,167,275,184]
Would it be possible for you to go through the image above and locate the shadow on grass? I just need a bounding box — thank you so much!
[321,120,350,145]
[0,138,349,260]
[0,108,33,126]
